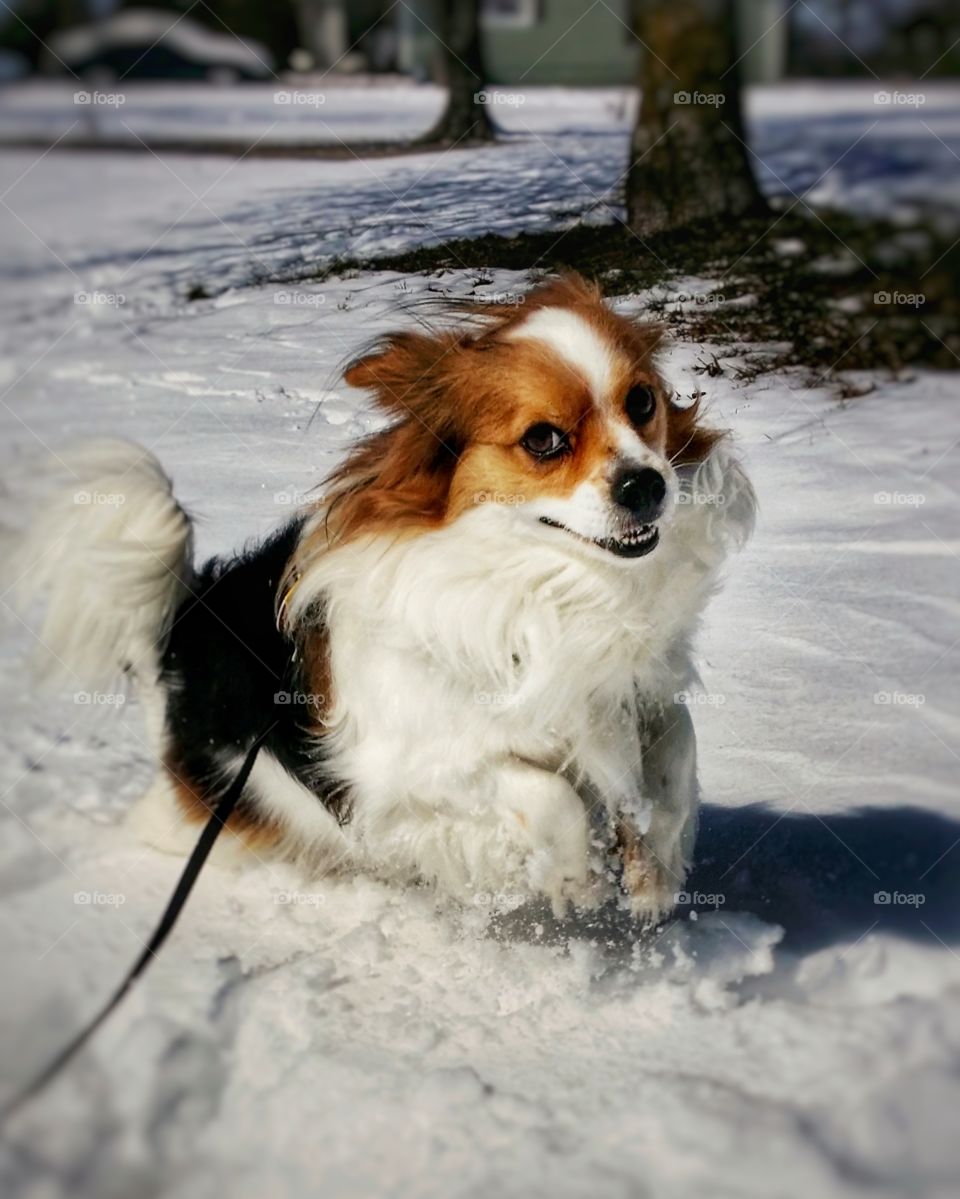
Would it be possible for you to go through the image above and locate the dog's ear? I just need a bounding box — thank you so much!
[342,333,419,391]
[326,331,469,543]
[344,332,461,419]
[665,394,727,467]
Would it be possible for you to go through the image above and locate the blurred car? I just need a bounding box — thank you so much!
[41,8,274,82]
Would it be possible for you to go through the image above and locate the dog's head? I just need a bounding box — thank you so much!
[319,274,723,563]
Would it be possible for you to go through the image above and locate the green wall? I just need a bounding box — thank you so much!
[399,0,638,86]
[397,0,785,87]
[483,0,638,86]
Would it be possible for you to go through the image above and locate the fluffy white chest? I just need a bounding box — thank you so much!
[289,445,755,829]
[317,519,692,811]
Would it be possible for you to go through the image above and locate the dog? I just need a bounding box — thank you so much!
[9,274,755,923]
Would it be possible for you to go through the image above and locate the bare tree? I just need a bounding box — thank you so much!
[627,0,765,234]
[422,0,496,145]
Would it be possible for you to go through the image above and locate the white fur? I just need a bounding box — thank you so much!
[9,431,754,922]
[288,443,755,918]
[127,772,254,868]
[236,748,352,868]
[5,440,193,691]
[525,464,678,549]
[132,748,352,865]
[612,418,661,468]
[505,307,617,402]
[527,479,625,546]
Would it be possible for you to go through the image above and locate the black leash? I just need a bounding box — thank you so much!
[0,723,275,1126]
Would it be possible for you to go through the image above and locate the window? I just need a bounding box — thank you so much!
[480,0,541,30]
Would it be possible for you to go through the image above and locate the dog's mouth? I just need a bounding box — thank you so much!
[539,517,660,559]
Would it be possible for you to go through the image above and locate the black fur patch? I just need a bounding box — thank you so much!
[161,519,345,826]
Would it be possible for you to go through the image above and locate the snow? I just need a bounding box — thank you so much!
[1,80,959,224]
[48,10,275,76]
[1,83,959,1199]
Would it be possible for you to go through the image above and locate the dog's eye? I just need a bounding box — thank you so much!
[626,384,657,426]
[520,423,569,460]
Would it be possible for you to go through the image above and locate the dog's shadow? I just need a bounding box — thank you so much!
[492,804,960,957]
[687,803,959,953]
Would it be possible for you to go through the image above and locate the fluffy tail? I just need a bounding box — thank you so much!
[5,440,194,692]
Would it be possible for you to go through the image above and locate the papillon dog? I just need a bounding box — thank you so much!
[10,274,755,923]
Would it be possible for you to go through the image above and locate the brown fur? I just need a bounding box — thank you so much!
[295,272,723,565]
[278,273,724,804]
[165,760,284,851]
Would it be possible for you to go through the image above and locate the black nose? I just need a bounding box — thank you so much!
[611,468,666,520]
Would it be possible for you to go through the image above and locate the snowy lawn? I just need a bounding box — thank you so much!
[1,81,959,226]
[0,85,959,1199]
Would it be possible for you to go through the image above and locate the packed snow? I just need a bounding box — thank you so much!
[0,82,958,1199]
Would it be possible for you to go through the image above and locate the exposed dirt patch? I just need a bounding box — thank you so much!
[288,208,958,382]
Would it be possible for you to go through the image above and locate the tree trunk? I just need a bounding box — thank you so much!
[422,0,496,145]
[627,0,766,234]
[293,0,348,70]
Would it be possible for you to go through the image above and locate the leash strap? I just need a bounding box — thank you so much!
[0,723,275,1125]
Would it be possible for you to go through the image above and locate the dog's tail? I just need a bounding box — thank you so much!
[5,440,194,693]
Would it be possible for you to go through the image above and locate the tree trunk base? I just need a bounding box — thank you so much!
[626,0,768,236]
[627,121,769,235]
[416,119,498,148]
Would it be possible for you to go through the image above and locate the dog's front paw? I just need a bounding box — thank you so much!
[617,819,685,927]
[525,846,599,917]
[498,762,592,916]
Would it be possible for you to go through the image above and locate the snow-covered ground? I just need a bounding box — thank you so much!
[0,84,959,1199]
[1,80,959,227]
